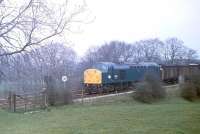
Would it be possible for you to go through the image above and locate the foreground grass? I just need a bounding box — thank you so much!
[0,95,200,134]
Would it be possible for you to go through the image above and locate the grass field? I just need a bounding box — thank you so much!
[0,90,200,134]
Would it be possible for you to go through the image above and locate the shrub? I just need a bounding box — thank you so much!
[144,74,166,99]
[181,72,200,101]
[188,74,200,97]
[63,90,73,104]
[181,83,197,101]
[133,82,154,103]
[57,89,73,105]
[133,74,166,103]
[44,76,73,106]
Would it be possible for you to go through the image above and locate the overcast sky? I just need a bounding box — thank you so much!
[66,0,200,56]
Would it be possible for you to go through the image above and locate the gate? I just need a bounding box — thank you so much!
[6,90,47,113]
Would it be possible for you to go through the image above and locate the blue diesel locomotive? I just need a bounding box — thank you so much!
[84,62,160,93]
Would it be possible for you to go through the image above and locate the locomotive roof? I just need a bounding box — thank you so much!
[96,62,130,69]
[113,64,130,69]
[138,62,159,66]
[94,62,159,70]
[97,62,115,66]
[125,62,159,67]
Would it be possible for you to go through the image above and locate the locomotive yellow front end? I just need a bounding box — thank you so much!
[84,69,102,85]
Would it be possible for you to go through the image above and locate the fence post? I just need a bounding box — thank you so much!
[8,91,12,111]
[45,92,48,108]
[42,92,45,109]
[25,103,27,112]
[81,88,84,104]
[41,89,48,109]
[24,94,28,112]
[33,93,37,109]
[12,93,16,112]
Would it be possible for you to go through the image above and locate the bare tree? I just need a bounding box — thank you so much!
[81,46,100,68]
[135,38,164,62]
[106,41,134,63]
[83,38,198,67]
[28,43,77,80]
[0,0,86,56]
[0,43,77,92]
[164,37,185,64]
[184,49,198,64]
[83,41,135,65]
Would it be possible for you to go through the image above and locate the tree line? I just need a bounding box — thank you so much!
[82,37,198,68]
[0,37,198,92]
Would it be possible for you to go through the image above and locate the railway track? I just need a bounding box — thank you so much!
[73,91,134,103]
[71,88,135,99]
[72,84,179,102]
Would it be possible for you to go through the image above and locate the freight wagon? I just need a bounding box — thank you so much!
[161,64,200,83]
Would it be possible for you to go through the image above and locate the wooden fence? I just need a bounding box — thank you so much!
[0,91,47,113]
[0,98,9,109]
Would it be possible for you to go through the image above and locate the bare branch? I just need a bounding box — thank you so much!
[0,0,87,56]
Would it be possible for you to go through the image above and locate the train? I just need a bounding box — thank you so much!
[83,62,200,93]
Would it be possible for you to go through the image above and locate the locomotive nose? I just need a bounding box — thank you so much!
[84,69,102,84]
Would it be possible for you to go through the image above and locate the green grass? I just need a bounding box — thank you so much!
[0,93,200,134]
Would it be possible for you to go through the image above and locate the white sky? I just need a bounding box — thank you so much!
[65,0,200,56]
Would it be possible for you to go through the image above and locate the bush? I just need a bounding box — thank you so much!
[181,73,200,101]
[133,74,166,103]
[133,82,154,103]
[181,83,197,101]
[57,89,73,105]
[44,76,73,106]
[188,74,200,97]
